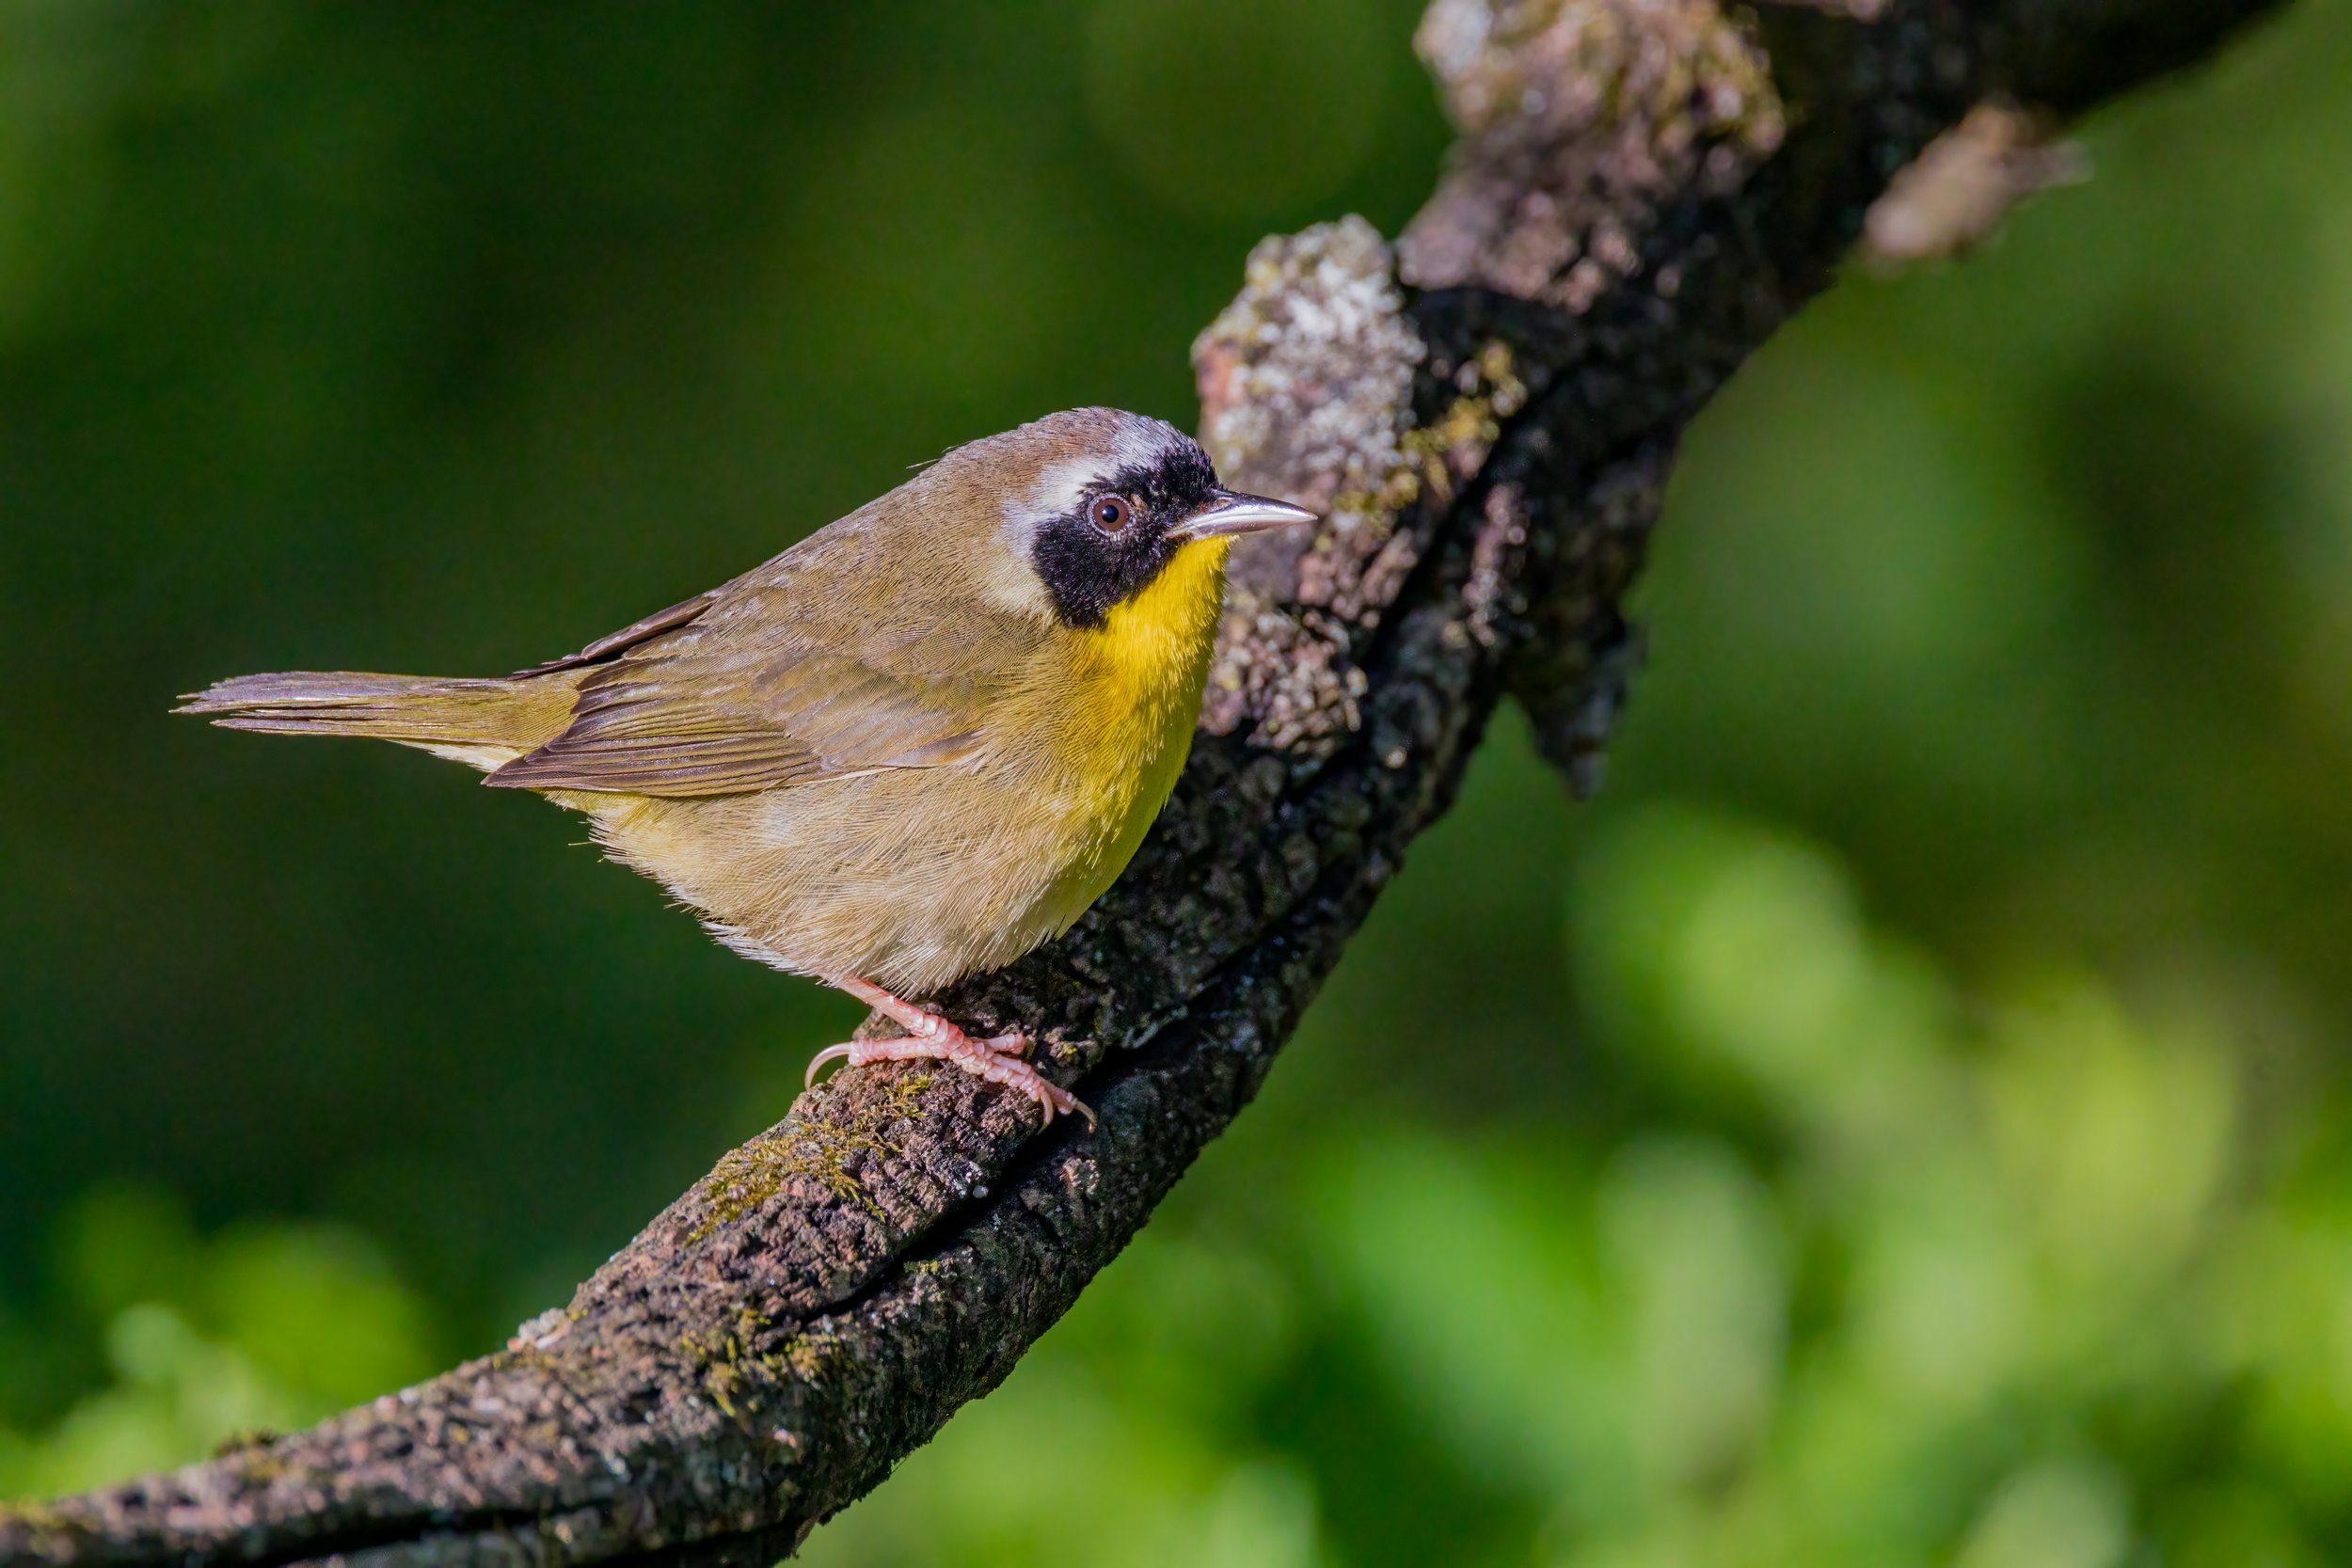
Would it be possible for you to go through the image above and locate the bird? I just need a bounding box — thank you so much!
[178,408,1315,1129]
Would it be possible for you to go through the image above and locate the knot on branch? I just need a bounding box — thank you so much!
[1405,0,1788,307]
[1861,102,2088,268]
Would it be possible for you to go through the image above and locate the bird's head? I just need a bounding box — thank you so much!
[937,407,1315,631]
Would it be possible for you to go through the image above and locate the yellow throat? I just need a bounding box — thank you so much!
[1034,535,1231,927]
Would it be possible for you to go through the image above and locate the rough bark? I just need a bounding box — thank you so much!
[0,0,2283,1564]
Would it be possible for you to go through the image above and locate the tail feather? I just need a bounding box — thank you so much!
[176,670,576,771]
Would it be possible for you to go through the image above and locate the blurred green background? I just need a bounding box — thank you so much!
[4,1,2349,1563]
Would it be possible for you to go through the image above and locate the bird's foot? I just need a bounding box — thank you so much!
[804,977,1094,1131]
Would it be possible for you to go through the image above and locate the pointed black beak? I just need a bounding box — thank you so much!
[1166,488,1319,545]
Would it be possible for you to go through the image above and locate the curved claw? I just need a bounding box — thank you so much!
[1049,1085,1098,1132]
[803,1040,856,1089]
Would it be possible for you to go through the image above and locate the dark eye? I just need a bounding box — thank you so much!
[1088,494,1134,534]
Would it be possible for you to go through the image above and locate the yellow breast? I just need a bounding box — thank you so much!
[1024,536,1231,935]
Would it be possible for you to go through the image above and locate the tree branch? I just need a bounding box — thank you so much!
[1,1,2282,1563]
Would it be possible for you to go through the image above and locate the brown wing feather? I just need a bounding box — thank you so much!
[487,648,992,796]
[506,590,719,677]
[486,524,1037,799]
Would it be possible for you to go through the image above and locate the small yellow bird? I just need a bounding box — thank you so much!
[181,409,1314,1128]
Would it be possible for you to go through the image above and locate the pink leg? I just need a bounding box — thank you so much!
[803,976,1094,1131]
